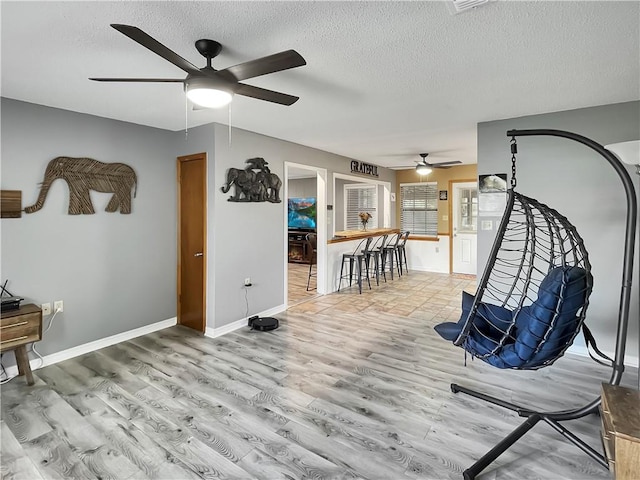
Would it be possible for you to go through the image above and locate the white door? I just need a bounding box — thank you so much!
[452,182,478,275]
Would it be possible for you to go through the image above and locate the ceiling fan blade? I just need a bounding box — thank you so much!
[235,83,299,106]
[111,24,201,75]
[432,161,463,167]
[90,78,184,82]
[220,50,306,81]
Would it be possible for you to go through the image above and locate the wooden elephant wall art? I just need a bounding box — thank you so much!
[25,156,137,215]
[221,157,282,203]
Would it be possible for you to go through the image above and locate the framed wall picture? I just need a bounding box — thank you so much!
[439,190,448,201]
[479,173,508,216]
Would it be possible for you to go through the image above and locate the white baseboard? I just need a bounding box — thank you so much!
[408,265,450,274]
[566,344,639,369]
[205,303,287,339]
[2,317,177,378]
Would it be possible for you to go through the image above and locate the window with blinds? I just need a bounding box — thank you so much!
[344,184,378,230]
[400,183,438,236]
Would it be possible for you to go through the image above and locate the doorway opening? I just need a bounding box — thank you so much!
[284,163,327,307]
[450,180,478,275]
[331,172,392,235]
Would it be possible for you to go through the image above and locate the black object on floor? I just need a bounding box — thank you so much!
[248,316,279,331]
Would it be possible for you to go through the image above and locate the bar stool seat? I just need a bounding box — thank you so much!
[338,237,372,294]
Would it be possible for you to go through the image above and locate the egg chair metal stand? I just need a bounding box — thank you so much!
[435,129,637,480]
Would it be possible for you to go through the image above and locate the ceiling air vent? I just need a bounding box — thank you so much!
[448,0,494,14]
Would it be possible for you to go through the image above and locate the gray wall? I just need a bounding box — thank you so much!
[212,123,396,328]
[0,98,177,358]
[288,178,316,198]
[477,101,639,361]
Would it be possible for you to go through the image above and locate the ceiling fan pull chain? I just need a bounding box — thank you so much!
[228,103,233,147]
[185,85,189,138]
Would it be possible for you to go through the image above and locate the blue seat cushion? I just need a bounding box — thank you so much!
[433,321,463,342]
[510,266,590,368]
[434,291,513,344]
[434,266,591,369]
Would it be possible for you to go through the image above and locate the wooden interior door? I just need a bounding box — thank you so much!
[177,153,206,332]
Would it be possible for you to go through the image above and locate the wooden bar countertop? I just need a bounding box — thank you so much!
[328,228,399,244]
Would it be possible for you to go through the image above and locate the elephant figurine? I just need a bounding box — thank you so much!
[220,167,256,202]
[246,180,267,202]
[246,157,282,203]
[25,156,137,215]
[256,166,282,203]
[221,157,282,203]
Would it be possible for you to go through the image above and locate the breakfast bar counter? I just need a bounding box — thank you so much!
[329,228,399,244]
[326,228,399,292]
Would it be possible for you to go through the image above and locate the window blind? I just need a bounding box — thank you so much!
[344,185,378,230]
[400,183,438,236]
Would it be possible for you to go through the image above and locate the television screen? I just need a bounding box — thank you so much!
[288,197,317,230]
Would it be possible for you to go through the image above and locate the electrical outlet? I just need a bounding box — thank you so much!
[54,300,64,312]
[41,303,52,316]
[244,277,252,287]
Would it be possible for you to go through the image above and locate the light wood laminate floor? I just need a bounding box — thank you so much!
[288,262,318,306]
[2,271,635,479]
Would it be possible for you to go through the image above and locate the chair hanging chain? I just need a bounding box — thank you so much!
[510,136,518,189]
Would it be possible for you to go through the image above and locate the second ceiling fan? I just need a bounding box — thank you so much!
[90,24,306,108]
[415,153,462,174]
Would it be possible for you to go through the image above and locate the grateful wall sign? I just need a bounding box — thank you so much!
[350,160,379,178]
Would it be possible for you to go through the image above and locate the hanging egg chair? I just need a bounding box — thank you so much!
[435,189,593,370]
[434,129,637,480]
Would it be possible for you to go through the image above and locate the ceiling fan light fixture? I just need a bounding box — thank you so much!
[187,88,233,108]
[416,164,432,175]
[185,77,233,108]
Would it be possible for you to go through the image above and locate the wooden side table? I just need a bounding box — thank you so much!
[601,383,640,479]
[0,304,42,385]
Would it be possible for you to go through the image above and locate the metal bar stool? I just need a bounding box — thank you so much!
[366,234,388,286]
[382,232,402,280]
[305,233,317,291]
[397,231,410,276]
[338,237,372,294]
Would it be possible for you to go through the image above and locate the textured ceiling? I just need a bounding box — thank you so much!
[1,1,638,168]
